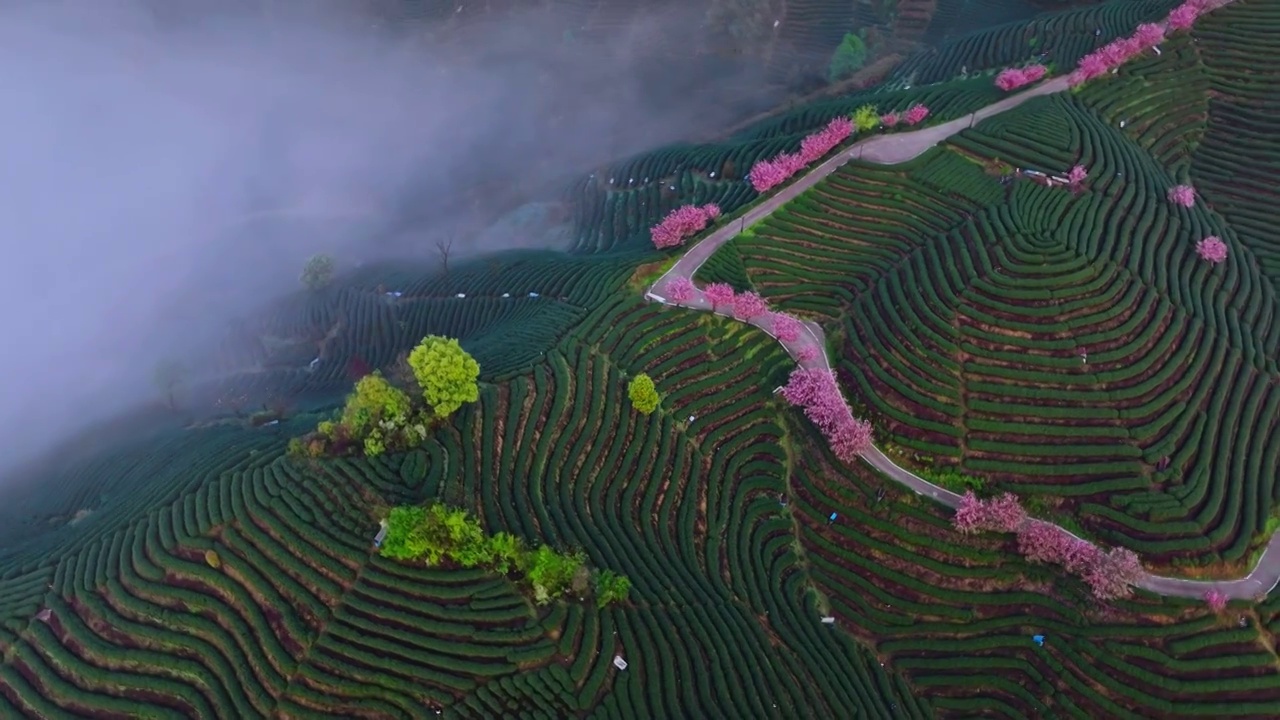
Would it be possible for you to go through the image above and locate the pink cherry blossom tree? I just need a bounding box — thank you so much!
[1016,521,1144,599]
[953,491,1027,534]
[748,157,791,193]
[1196,236,1228,264]
[799,117,854,164]
[1167,1,1204,31]
[704,282,736,311]
[796,346,819,363]
[733,291,769,320]
[1131,23,1165,48]
[751,118,855,192]
[829,417,873,461]
[1204,589,1227,613]
[1069,53,1110,87]
[903,104,930,126]
[666,277,695,304]
[650,204,722,249]
[1067,164,1088,187]
[770,312,803,342]
[1017,521,1076,564]
[880,112,901,128]
[780,366,872,462]
[1082,547,1143,600]
[1167,184,1196,208]
[995,64,1048,92]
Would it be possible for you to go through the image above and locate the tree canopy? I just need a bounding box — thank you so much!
[828,33,868,83]
[379,502,627,607]
[301,253,335,290]
[628,373,660,414]
[408,335,481,418]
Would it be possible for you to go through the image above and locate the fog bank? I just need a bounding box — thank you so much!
[0,0,779,477]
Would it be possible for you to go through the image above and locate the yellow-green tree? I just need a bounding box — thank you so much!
[628,373,660,414]
[340,372,412,451]
[408,335,480,418]
[852,104,880,132]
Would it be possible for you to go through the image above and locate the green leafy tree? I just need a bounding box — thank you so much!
[828,33,868,83]
[380,506,429,560]
[852,104,880,132]
[488,532,524,574]
[424,504,492,567]
[628,373,660,414]
[522,545,586,604]
[301,253,335,290]
[340,372,411,437]
[594,570,632,608]
[408,336,480,418]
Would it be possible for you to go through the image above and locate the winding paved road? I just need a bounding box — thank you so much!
[645,32,1280,601]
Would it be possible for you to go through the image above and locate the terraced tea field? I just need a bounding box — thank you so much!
[708,0,1280,570]
[4,0,1280,717]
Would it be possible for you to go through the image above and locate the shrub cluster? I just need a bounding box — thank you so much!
[290,335,480,458]
[380,504,631,607]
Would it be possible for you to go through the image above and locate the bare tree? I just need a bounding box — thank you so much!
[435,234,454,278]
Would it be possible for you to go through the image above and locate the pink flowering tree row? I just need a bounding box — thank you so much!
[701,282,771,322]
[747,104,930,194]
[952,492,1145,600]
[879,103,929,130]
[748,117,853,193]
[1069,22,1166,87]
[700,284,807,341]
[1069,1,1215,89]
[781,367,873,462]
[994,63,1047,92]
[953,491,1027,534]
[1016,520,1144,600]
[650,203,722,249]
[1168,0,1213,31]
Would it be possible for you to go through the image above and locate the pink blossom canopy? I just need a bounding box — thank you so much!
[796,346,819,363]
[1069,16,1176,89]
[1167,3,1200,31]
[995,64,1047,92]
[1067,165,1087,186]
[903,104,930,126]
[1167,184,1196,208]
[1196,236,1228,264]
[780,367,872,462]
[1081,547,1143,600]
[880,112,900,128]
[1014,520,1144,600]
[953,491,1027,534]
[1131,23,1165,48]
[1204,589,1227,612]
[703,282,736,310]
[749,118,853,192]
[770,312,803,343]
[666,277,695,304]
[732,291,769,320]
[650,204,722,249]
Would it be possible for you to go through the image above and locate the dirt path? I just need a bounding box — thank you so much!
[644,18,1280,601]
